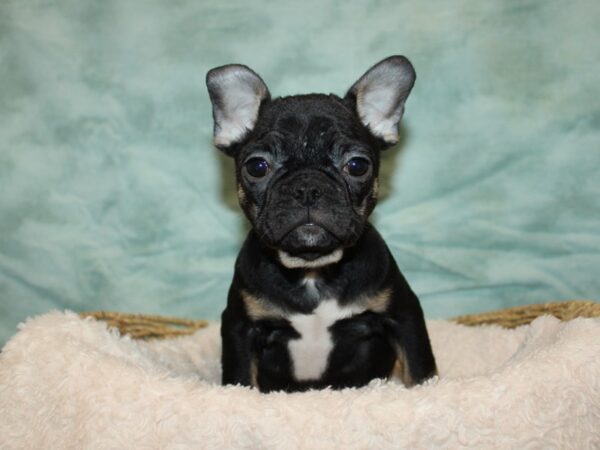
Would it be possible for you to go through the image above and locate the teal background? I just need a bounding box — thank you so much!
[1,0,599,345]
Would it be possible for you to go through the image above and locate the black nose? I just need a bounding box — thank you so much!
[293,185,322,206]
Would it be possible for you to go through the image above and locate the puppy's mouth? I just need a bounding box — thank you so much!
[278,222,341,260]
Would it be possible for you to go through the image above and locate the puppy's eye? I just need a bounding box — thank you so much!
[344,157,370,177]
[244,157,270,179]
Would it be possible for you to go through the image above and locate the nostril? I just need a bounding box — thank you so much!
[308,187,321,202]
[293,187,305,201]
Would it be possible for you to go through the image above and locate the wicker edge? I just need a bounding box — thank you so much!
[453,300,600,329]
[81,300,599,340]
[80,311,209,340]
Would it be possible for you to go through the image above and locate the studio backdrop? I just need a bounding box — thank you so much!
[1,0,599,344]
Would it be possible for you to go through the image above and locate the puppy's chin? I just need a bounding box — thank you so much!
[274,223,343,269]
[279,223,338,253]
[278,248,344,269]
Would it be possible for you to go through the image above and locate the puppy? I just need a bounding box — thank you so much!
[206,56,437,393]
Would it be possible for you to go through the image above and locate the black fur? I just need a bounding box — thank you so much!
[207,56,437,393]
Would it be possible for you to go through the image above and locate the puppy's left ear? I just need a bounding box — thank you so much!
[206,64,270,154]
[345,56,416,146]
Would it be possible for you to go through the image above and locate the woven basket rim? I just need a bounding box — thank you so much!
[452,299,599,328]
[80,299,599,340]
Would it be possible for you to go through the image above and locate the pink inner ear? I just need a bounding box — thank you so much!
[214,87,265,147]
[349,56,415,144]
[214,97,262,147]
[208,65,270,148]
[356,87,403,144]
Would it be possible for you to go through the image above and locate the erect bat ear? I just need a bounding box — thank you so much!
[345,56,416,146]
[206,64,270,154]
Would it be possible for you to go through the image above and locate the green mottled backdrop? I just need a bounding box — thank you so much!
[1,0,599,344]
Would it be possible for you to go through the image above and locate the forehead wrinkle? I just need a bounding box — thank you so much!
[241,130,286,160]
[262,116,325,160]
[252,99,375,163]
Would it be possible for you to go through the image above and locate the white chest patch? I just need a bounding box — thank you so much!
[288,300,366,381]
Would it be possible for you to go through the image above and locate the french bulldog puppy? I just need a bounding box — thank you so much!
[206,56,437,393]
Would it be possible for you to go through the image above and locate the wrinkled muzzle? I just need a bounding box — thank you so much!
[255,170,363,258]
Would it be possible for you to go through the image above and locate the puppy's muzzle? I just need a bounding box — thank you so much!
[257,170,358,255]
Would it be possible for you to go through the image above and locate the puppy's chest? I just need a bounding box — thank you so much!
[286,299,366,380]
[247,275,393,386]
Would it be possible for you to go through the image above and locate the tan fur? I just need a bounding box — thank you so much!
[372,178,379,200]
[241,290,283,321]
[250,357,259,388]
[364,287,391,312]
[237,184,246,205]
[304,270,318,280]
[390,343,438,387]
[356,178,379,217]
[390,343,414,387]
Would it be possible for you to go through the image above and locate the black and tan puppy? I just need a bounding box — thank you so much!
[206,56,436,393]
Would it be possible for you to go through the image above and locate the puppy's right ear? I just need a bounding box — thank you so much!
[345,56,416,146]
[206,64,270,155]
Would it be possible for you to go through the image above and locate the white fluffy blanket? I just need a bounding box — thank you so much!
[1,312,599,449]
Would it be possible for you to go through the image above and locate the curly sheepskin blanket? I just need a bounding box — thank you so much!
[1,312,599,449]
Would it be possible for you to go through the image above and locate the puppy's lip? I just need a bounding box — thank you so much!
[297,222,319,232]
[286,251,326,261]
[279,222,320,239]
[277,222,340,255]
[290,222,342,241]
[281,222,330,242]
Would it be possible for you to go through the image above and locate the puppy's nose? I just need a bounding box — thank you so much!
[293,185,322,206]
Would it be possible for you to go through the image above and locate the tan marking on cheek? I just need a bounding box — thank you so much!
[357,196,369,217]
[390,343,414,387]
[237,184,247,205]
[365,287,391,312]
[372,178,379,200]
[357,179,379,217]
[241,290,283,321]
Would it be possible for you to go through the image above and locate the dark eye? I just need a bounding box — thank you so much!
[244,157,270,179]
[344,157,370,177]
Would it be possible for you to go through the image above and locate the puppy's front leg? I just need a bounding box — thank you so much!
[221,308,256,387]
[385,289,437,387]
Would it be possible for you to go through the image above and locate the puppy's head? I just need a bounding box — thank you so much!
[206,56,415,268]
